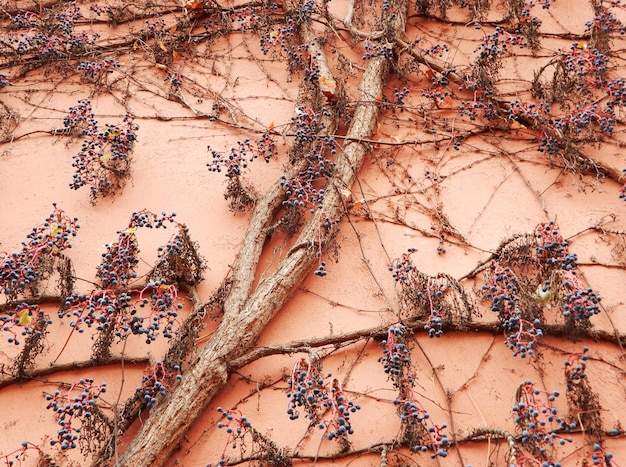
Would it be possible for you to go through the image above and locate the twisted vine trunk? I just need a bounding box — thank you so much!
[116,2,407,465]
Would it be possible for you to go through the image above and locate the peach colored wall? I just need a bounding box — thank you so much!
[1,0,625,466]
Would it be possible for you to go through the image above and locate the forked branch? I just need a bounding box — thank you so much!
[114,1,408,465]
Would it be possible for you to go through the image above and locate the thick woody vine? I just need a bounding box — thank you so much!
[1,0,626,466]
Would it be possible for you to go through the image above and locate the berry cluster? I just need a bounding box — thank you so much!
[58,211,192,348]
[311,212,341,277]
[142,15,166,34]
[60,289,130,336]
[476,26,528,62]
[286,356,361,441]
[533,221,570,267]
[208,408,253,467]
[508,99,551,125]
[88,4,115,19]
[457,83,498,121]
[207,134,278,179]
[205,99,221,122]
[420,85,449,102]
[319,379,360,440]
[530,36,626,169]
[405,415,450,458]
[505,315,543,359]
[44,379,107,450]
[423,281,446,337]
[508,97,612,156]
[382,0,394,14]
[280,176,324,211]
[454,0,492,16]
[563,346,606,444]
[59,286,181,350]
[135,361,182,408]
[100,210,179,276]
[471,25,527,89]
[605,78,626,108]
[0,73,11,88]
[164,70,182,89]
[313,260,327,277]
[228,5,270,33]
[378,325,450,457]
[260,23,295,55]
[258,20,315,77]
[291,106,333,151]
[534,222,602,323]
[419,69,454,103]
[422,41,450,57]
[563,346,589,391]
[585,1,626,36]
[286,357,325,420]
[469,25,528,91]
[129,210,178,229]
[57,287,177,345]
[63,100,138,202]
[202,11,226,32]
[587,443,617,466]
[516,2,543,29]
[280,108,336,213]
[538,131,564,155]
[379,324,412,380]
[554,103,615,135]
[562,44,609,79]
[561,271,602,320]
[77,57,120,80]
[295,0,316,21]
[0,303,50,346]
[63,99,93,130]
[54,5,83,37]
[0,204,79,302]
[490,264,523,298]
[393,86,410,110]
[513,380,573,461]
[363,40,394,60]
[481,262,543,357]
[132,280,184,341]
[504,1,547,53]
[10,10,40,29]
[0,5,98,64]
[389,248,417,282]
[0,441,40,467]
[437,233,447,254]
[97,229,140,288]
[216,407,252,435]
[295,44,318,80]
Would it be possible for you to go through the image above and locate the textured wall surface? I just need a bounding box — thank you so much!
[0,0,625,465]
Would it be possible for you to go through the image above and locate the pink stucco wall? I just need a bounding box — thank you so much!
[1,0,625,465]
